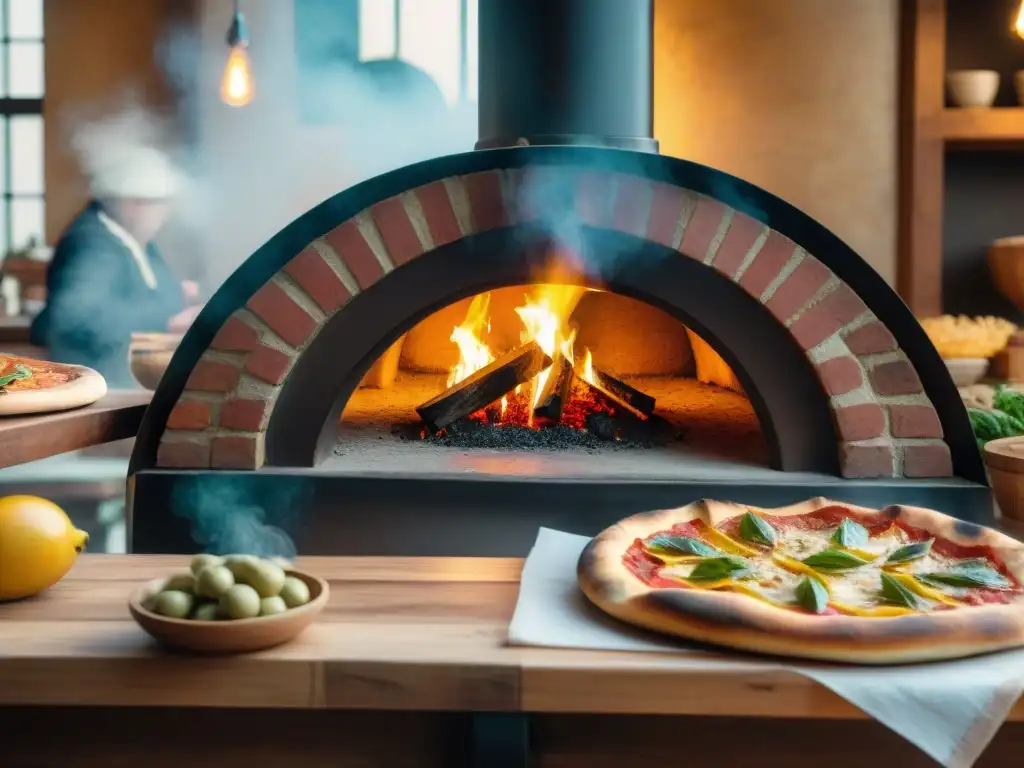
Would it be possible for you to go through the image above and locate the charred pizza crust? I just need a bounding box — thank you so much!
[577,498,1024,664]
[0,356,107,416]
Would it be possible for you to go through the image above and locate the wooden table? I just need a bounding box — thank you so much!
[0,390,150,469]
[3,556,1024,767]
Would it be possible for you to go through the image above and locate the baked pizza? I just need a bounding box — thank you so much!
[0,355,107,416]
[578,498,1024,664]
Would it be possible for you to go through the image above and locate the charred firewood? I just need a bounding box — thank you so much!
[532,349,575,423]
[417,341,552,432]
[580,366,656,419]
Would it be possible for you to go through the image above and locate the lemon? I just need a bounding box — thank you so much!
[0,495,88,601]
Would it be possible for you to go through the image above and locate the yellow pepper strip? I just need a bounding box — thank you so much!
[886,571,961,607]
[829,601,916,617]
[842,547,880,562]
[654,553,710,566]
[703,527,761,558]
[771,552,833,597]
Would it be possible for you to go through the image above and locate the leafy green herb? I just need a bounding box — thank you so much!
[801,548,871,572]
[994,387,1024,425]
[687,556,750,582]
[831,518,869,549]
[880,572,925,610]
[795,576,830,614]
[739,512,776,547]
[969,406,1024,446]
[0,364,32,393]
[645,535,720,559]
[919,565,1012,590]
[885,539,934,565]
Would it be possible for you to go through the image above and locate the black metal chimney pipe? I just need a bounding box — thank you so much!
[476,0,658,153]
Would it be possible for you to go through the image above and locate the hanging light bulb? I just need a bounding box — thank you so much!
[1014,0,1024,40]
[220,0,254,107]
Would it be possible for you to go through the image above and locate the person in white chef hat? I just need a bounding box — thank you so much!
[31,142,201,387]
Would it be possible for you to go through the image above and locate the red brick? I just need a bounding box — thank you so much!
[576,172,614,227]
[415,181,462,248]
[211,315,259,352]
[678,197,727,262]
[766,256,832,322]
[245,344,292,385]
[869,360,923,396]
[646,182,688,247]
[186,358,240,393]
[211,435,261,470]
[788,285,868,351]
[815,356,864,396]
[157,436,211,468]
[840,441,895,478]
[611,175,650,237]
[738,231,798,301]
[844,321,897,356]
[903,442,953,478]
[515,167,571,223]
[462,170,507,232]
[371,195,423,266]
[325,220,384,290]
[246,281,318,349]
[220,398,271,432]
[283,247,351,314]
[834,403,886,441]
[890,404,943,438]
[167,399,214,431]
[711,212,765,279]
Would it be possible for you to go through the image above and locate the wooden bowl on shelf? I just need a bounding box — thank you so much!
[984,436,1024,522]
[128,332,181,391]
[128,569,329,654]
[989,237,1024,312]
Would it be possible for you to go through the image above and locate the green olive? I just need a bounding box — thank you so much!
[189,554,225,575]
[141,592,160,612]
[259,596,288,616]
[224,555,260,580]
[219,584,261,620]
[279,576,311,608]
[153,590,194,619]
[242,561,286,598]
[163,571,196,593]
[195,565,235,599]
[192,602,220,621]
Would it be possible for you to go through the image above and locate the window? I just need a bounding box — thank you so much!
[1,0,44,254]
[358,0,477,105]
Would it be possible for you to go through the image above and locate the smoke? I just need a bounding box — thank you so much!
[61,1,477,291]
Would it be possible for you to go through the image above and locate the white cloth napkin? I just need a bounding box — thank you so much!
[508,528,1024,768]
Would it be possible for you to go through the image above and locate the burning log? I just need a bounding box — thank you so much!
[533,348,575,423]
[417,341,552,432]
[582,365,656,419]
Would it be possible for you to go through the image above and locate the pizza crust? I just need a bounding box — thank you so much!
[0,359,107,416]
[577,498,1024,664]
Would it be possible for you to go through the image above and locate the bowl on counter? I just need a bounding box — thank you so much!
[128,332,181,391]
[943,357,989,387]
[129,568,329,654]
[984,436,1024,522]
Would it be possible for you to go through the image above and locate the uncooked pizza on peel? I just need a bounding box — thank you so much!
[577,498,1024,664]
[0,355,107,416]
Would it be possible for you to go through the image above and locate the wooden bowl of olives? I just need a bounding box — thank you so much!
[128,554,329,654]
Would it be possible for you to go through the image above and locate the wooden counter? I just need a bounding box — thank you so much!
[4,555,1024,767]
[0,390,150,468]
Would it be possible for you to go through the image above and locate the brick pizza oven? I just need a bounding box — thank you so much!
[127,0,989,556]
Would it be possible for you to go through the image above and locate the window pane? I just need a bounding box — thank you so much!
[10,115,43,194]
[359,0,396,60]
[466,0,477,102]
[11,196,43,249]
[9,41,44,97]
[0,117,7,193]
[8,0,42,38]
[399,0,459,104]
[0,203,8,255]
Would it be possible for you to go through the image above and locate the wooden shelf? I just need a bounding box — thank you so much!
[942,107,1024,145]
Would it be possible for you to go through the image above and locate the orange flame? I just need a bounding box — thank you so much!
[447,293,494,387]
[1016,1,1024,39]
[221,46,255,107]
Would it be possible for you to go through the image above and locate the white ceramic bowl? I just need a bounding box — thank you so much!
[944,357,989,387]
[947,70,1000,108]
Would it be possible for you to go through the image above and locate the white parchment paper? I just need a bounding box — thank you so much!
[507,528,1024,768]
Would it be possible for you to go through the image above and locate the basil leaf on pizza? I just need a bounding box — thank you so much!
[880,571,925,610]
[831,517,869,549]
[687,556,750,582]
[920,565,1012,590]
[801,548,870,572]
[645,534,720,558]
[885,539,934,565]
[739,512,776,547]
[795,576,829,614]
[0,364,32,391]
